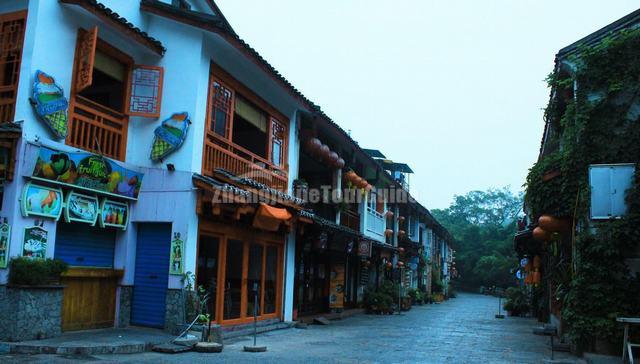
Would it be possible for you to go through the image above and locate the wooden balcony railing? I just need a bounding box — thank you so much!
[203,131,288,191]
[340,209,361,232]
[67,95,128,161]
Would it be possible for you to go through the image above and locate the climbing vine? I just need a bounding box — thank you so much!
[525,28,640,350]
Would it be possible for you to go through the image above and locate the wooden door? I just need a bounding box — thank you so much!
[61,268,121,331]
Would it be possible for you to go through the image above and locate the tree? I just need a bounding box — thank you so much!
[432,187,522,289]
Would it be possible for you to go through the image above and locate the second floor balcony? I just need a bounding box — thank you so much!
[365,206,385,241]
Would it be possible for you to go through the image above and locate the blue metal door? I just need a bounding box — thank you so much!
[55,222,116,267]
[131,223,171,328]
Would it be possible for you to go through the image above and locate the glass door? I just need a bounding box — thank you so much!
[223,239,244,320]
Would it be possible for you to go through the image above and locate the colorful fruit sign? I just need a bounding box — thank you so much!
[21,182,63,220]
[64,191,99,225]
[31,146,144,200]
[99,199,129,230]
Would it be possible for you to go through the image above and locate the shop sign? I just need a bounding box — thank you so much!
[329,264,345,309]
[21,182,63,220]
[99,199,129,230]
[169,232,185,275]
[64,191,99,225]
[0,220,10,268]
[358,239,372,257]
[31,146,144,200]
[22,225,48,259]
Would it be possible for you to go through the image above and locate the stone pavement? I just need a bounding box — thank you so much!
[2,293,584,363]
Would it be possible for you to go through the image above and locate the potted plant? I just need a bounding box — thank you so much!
[503,286,530,317]
[9,257,68,286]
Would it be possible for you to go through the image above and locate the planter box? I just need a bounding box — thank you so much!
[0,285,64,341]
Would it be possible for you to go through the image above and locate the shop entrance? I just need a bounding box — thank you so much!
[296,251,329,316]
[197,223,283,325]
[131,223,171,328]
[55,222,119,331]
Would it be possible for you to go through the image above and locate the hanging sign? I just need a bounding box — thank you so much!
[358,239,372,257]
[31,70,69,139]
[169,232,185,275]
[99,199,129,230]
[21,182,63,220]
[0,220,10,268]
[64,191,99,225]
[22,225,48,259]
[150,112,191,162]
[32,146,144,200]
[329,264,345,309]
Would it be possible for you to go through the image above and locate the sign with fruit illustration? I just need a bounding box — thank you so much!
[22,225,48,259]
[21,182,63,220]
[169,232,184,275]
[64,191,99,225]
[32,146,144,200]
[99,199,129,230]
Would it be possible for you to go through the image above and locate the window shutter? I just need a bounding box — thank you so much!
[127,65,164,118]
[75,26,98,93]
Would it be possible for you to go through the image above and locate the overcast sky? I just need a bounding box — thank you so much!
[215,1,639,209]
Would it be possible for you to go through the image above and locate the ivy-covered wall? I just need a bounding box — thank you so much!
[525,28,640,351]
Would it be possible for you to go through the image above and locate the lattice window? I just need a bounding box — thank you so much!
[75,26,98,93]
[0,11,26,123]
[270,118,285,166]
[128,65,163,118]
[210,80,233,138]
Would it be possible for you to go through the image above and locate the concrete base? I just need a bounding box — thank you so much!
[4,327,173,355]
[243,345,267,352]
[194,342,223,353]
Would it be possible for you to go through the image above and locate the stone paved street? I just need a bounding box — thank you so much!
[5,293,581,363]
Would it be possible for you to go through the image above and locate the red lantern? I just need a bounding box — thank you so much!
[319,144,330,158]
[398,216,405,222]
[386,262,393,269]
[365,184,373,192]
[385,210,394,218]
[305,138,322,154]
[327,151,339,165]
[358,178,368,188]
[538,215,570,233]
[532,226,550,242]
[397,261,404,268]
[398,230,406,237]
[344,170,356,182]
[384,229,393,237]
[335,158,345,169]
[398,247,405,253]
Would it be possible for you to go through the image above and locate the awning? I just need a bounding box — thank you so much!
[252,203,292,232]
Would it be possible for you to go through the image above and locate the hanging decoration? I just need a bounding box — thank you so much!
[0,218,10,268]
[30,70,69,139]
[150,112,191,162]
[22,223,48,259]
[302,137,345,169]
[169,232,185,275]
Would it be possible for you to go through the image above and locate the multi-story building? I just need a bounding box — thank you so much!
[0,0,452,340]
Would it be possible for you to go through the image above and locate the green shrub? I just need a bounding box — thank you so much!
[9,257,68,285]
[503,286,529,316]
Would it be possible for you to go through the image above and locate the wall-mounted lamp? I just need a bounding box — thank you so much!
[166,163,175,172]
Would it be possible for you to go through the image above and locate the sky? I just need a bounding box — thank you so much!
[215,0,639,209]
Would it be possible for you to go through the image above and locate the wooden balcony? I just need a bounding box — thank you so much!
[340,209,361,232]
[0,85,16,123]
[203,131,288,192]
[67,95,128,161]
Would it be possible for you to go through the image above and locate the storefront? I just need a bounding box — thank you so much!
[20,144,141,331]
[193,173,298,326]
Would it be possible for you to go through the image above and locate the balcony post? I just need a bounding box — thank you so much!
[334,168,342,224]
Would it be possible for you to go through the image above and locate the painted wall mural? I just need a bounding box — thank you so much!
[32,146,144,199]
[64,191,99,225]
[150,112,190,162]
[21,182,63,220]
[169,232,184,275]
[0,220,10,268]
[30,71,68,139]
[22,225,48,259]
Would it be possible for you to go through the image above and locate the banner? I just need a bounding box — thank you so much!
[329,264,345,309]
[32,146,144,200]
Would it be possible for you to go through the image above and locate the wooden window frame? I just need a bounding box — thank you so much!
[0,10,27,124]
[197,221,285,325]
[206,63,289,169]
[68,28,133,160]
[125,64,164,118]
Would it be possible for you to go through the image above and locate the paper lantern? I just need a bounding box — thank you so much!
[335,158,345,169]
[385,210,394,218]
[398,230,406,237]
[344,170,356,182]
[397,261,404,267]
[398,216,405,222]
[365,184,373,192]
[538,215,570,233]
[305,138,321,154]
[384,229,393,237]
[327,151,339,163]
[531,271,541,284]
[532,227,550,242]
[386,262,393,269]
[358,178,368,188]
[398,247,405,253]
[319,144,330,158]
[533,255,541,268]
